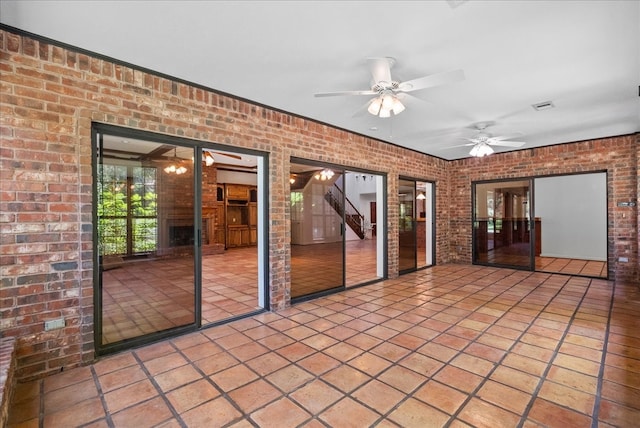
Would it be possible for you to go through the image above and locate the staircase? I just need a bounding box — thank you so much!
[324,184,366,239]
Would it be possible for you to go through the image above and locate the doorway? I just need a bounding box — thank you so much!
[473,179,533,269]
[290,160,386,300]
[399,178,435,274]
[93,124,267,354]
[472,173,607,278]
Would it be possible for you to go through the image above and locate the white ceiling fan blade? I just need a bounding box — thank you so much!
[397,69,465,92]
[367,57,394,84]
[314,89,377,97]
[488,140,526,147]
[352,98,376,117]
[437,142,475,150]
[490,132,524,141]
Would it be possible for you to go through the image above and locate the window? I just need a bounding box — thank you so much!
[98,164,158,256]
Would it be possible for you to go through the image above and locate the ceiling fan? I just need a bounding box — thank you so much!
[314,57,464,118]
[459,122,526,157]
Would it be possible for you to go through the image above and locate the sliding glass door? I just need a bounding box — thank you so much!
[473,179,533,269]
[94,125,267,354]
[398,179,435,274]
[534,172,607,278]
[398,179,417,273]
[473,174,607,278]
[416,181,434,269]
[96,132,197,349]
[344,171,385,287]
[290,161,344,298]
[290,160,386,299]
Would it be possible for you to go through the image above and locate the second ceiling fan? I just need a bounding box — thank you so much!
[461,122,526,157]
[314,57,464,118]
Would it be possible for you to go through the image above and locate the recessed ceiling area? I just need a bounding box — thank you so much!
[1,1,638,159]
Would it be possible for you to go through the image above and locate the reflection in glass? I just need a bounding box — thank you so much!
[98,137,195,345]
[398,179,417,272]
[345,172,384,287]
[474,180,532,268]
[290,163,344,298]
[200,150,262,324]
[533,173,607,278]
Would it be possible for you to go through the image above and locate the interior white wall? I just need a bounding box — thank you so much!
[534,173,606,261]
[345,173,376,241]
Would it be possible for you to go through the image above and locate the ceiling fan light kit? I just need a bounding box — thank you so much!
[464,122,526,157]
[367,92,406,117]
[469,142,494,157]
[203,151,215,166]
[315,57,463,119]
[164,147,189,174]
[315,58,528,158]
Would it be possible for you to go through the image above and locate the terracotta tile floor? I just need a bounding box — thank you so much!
[103,240,383,344]
[481,245,608,279]
[10,264,640,427]
[536,256,608,278]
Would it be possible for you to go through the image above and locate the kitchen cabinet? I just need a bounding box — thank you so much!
[224,184,258,248]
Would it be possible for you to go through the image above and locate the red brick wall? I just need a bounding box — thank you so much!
[448,136,638,282]
[0,30,450,379]
[637,133,640,283]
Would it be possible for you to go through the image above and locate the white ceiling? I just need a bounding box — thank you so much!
[2,1,638,160]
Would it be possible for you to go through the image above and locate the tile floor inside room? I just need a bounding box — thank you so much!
[8,264,640,427]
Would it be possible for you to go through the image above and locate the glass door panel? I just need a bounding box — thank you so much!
[97,135,196,347]
[200,149,263,324]
[474,180,532,269]
[398,179,417,273]
[290,162,344,298]
[534,173,607,278]
[344,172,385,287]
[416,181,434,269]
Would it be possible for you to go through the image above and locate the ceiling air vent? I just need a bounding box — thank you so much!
[532,101,555,111]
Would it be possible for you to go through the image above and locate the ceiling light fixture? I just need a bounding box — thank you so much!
[314,169,335,181]
[367,91,405,118]
[164,148,188,174]
[469,142,494,157]
[416,192,426,200]
[202,151,215,166]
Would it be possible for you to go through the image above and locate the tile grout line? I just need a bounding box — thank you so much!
[441,271,573,427]
[13,264,626,428]
[378,268,536,419]
[590,279,616,428]
[515,277,602,427]
[318,268,552,426]
[130,348,188,428]
[172,331,287,427]
[380,268,538,424]
[95,272,616,420]
[250,267,501,425]
[89,365,115,428]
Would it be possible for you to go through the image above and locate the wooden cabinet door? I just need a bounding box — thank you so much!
[227,228,243,247]
[226,184,248,200]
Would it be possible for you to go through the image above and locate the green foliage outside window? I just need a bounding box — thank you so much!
[98,164,158,256]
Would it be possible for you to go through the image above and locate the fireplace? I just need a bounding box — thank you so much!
[164,217,212,249]
[169,225,194,247]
